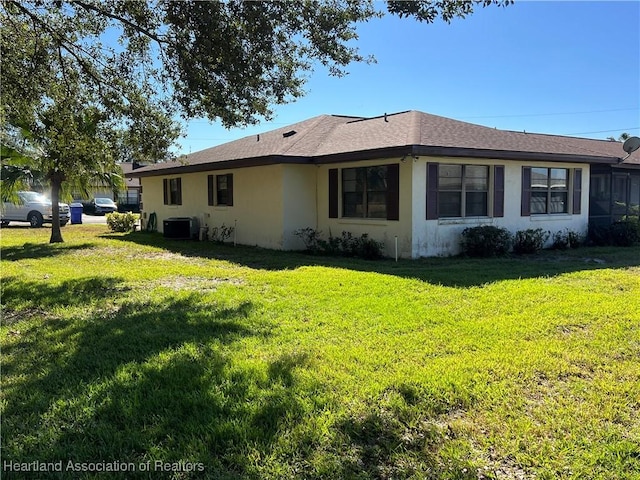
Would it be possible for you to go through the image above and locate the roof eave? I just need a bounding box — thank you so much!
[126,145,622,178]
[126,155,312,178]
[612,161,640,170]
[315,145,622,164]
[411,146,621,164]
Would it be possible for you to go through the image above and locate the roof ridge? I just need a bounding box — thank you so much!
[407,110,423,145]
[279,115,330,155]
[345,110,410,124]
[309,114,365,155]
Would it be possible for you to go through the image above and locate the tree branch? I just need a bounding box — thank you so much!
[7,1,139,106]
[74,0,170,48]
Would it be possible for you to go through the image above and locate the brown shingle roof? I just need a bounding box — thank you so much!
[128,110,640,177]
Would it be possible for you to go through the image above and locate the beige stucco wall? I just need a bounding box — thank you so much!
[140,164,318,250]
[140,165,284,249]
[411,157,591,257]
[282,164,318,250]
[316,158,414,258]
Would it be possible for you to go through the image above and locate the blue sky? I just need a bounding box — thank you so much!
[176,1,640,155]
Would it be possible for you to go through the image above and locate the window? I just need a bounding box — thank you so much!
[216,174,232,205]
[437,164,489,217]
[530,168,568,214]
[163,178,182,205]
[427,164,503,220]
[522,167,581,216]
[342,166,388,218]
[207,174,233,206]
[328,165,399,220]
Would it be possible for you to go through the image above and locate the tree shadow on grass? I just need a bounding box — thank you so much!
[0,276,321,479]
[2,275,489,479]
[103,232,640,288]
[327,383,481,480]
[0,242,95,261]
[1,276,126,309]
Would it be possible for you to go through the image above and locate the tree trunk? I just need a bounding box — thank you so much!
[49,174,64,243]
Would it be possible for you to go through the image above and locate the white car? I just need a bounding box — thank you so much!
[1,191,70,228]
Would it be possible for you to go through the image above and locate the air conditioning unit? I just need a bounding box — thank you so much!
[163,217,199,240]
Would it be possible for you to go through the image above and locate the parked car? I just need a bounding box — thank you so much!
[1,191,70,227]
[91,197,118,215]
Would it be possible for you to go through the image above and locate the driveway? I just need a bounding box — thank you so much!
[2,214,106,228]
[78,214,107,224]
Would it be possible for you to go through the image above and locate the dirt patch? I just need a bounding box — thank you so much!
[0,307,54,326]
[148,276,244,292]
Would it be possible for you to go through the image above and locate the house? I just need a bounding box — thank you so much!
[126,111,640,258]
[117,162,145,212]
[71,162,145,212]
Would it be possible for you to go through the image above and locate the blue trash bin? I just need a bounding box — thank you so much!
[70,203,83,224]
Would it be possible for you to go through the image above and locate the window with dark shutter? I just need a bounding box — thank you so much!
[215,174,233,206]
[428,163,489,218]
[342,165,388,219]
[524,167,569,215]
[164,178,182,205]
[172,178,182,205]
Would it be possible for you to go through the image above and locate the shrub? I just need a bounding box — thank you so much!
[210,224,235,243]
[551,229,582,250]
[318,233,341,256]
[353,233,385,260]
[609,220,640,247]
[293,227,323,254]
[293,228,384,259]
[460,226,512,257]
[106,212,139,233]
[588,220,640,247]
[513,228,550,254]
[339,231,359,257]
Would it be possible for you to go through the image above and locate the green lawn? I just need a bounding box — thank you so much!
[1,225,639,479]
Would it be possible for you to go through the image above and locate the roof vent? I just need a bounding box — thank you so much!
[282,130,297,138]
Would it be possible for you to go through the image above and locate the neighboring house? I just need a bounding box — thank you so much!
[118,162,145,212]
[126,110,640,258]
[72,162,145,212]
